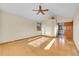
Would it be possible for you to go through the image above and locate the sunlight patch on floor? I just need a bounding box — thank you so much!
[44,38,56,50]
[27,36,40,41]
[28,37,48,47]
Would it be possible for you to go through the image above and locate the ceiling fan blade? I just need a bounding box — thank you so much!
[43,9,49,11]
[33,9,38,11]
[41,11,45,15]
[37,11,40,15]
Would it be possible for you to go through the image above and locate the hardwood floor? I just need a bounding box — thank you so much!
[0,36,79,56]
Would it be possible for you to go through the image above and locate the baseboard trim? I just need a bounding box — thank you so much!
[0,35,42,45]
[41,35,56,38]
[73,40,79,54]
[0,35,56,45]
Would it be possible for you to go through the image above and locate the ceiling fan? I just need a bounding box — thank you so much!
[33,4,49,15]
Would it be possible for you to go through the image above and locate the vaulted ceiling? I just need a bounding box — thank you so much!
[0,3,79,21]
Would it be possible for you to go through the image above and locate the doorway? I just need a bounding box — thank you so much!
[64,21,73,40]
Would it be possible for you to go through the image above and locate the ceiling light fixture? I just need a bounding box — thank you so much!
[33,4,49,15]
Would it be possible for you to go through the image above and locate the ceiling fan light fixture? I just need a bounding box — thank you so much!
[33,4,49,15]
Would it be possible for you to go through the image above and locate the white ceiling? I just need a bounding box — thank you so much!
[0,3,79,22]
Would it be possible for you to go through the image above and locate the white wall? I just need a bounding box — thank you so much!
[0,10,41,43]
[0,11,2,40]
[42,19,57,36]
[56,16,72,23]
[73,7,79,50]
